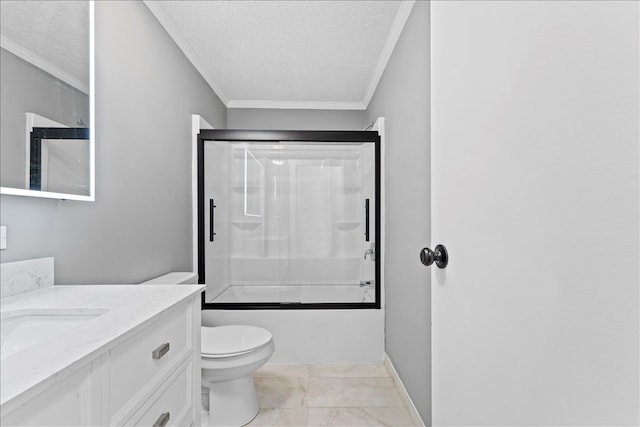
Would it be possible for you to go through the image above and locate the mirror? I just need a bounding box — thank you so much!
[0,1,94,201]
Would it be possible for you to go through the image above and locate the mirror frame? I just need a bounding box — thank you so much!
[0,1,95,201]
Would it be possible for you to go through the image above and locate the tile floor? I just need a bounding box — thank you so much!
[244,363,418,427]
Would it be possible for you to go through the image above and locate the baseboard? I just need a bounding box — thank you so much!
[384,353,426,427]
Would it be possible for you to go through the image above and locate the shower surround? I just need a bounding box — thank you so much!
[197,129,383,362]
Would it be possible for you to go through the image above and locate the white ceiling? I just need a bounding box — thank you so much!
[144,1,415,110]
[0,1,413,109]
[0,1,89,94]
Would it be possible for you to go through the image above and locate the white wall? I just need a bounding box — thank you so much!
[365,1,431,423]
[0,1,226,285]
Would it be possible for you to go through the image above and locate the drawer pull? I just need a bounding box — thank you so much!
[152,412,170,427]
[152,343,170,360]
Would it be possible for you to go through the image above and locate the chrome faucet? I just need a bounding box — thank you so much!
[364,243,375,261]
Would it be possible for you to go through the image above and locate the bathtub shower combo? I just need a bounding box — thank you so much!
[198,129,380,309]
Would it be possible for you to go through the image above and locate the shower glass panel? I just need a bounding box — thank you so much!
[199,131,379,309]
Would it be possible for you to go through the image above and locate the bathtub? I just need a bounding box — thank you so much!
[202,283,382,363]
[203,283,383,363]
[202,307,384,363]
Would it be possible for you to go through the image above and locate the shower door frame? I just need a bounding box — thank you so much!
[198,129,381,310]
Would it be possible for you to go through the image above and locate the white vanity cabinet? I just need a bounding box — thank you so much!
[0,286,203,427]
[0,363,97,427]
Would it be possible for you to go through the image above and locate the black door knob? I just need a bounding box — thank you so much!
[420,244,448,268]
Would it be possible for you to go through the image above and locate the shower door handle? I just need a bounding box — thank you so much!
[364,198,370,242]
[209,198,216,242]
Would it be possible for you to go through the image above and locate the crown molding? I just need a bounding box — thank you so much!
[227,100,366,110]
[362,0,415,108]
[1,35,89,95]
[144,0,415,110]
[143,0,230,106]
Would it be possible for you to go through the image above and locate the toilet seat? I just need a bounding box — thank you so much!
[201,325,272,358]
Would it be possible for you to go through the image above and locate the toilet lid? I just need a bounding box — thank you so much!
[201,325,272,357]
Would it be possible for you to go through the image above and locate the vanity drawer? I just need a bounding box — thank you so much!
[125,359,193,427]
[109,302,192,421]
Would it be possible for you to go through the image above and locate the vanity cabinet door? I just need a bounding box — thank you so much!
[0,364,97,427]
[124,359,194,427]
[108,300,195,425]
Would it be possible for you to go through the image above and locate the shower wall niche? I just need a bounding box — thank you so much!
[198,130,380,309]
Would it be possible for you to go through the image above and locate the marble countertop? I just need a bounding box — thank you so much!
[0,284,204,408]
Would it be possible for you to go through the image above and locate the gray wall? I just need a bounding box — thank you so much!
[0,48,90,189]
[365,1,431,423]
[227,108,365,130]
[0,1,226,285]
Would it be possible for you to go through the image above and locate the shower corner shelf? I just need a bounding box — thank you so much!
[334,221,361,231]
[231,221,261,230]
[232,185,260,193]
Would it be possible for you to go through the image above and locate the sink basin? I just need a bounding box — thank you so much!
[1,309,108,360]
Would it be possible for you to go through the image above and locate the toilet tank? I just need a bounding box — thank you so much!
[141,272,198,285]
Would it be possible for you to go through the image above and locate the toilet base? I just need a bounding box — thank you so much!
[203,375,259,426]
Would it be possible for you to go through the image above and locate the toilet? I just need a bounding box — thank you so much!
[142,272,274,426]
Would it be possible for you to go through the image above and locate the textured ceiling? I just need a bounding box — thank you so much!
[146,1,414,109]
[0,1,89,93]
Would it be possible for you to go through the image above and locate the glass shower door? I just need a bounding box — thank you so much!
[279,142,376,304]
[200,131,379,308]
[203,141,231,303]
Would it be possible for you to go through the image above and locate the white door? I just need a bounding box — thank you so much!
[431,1,639,426]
